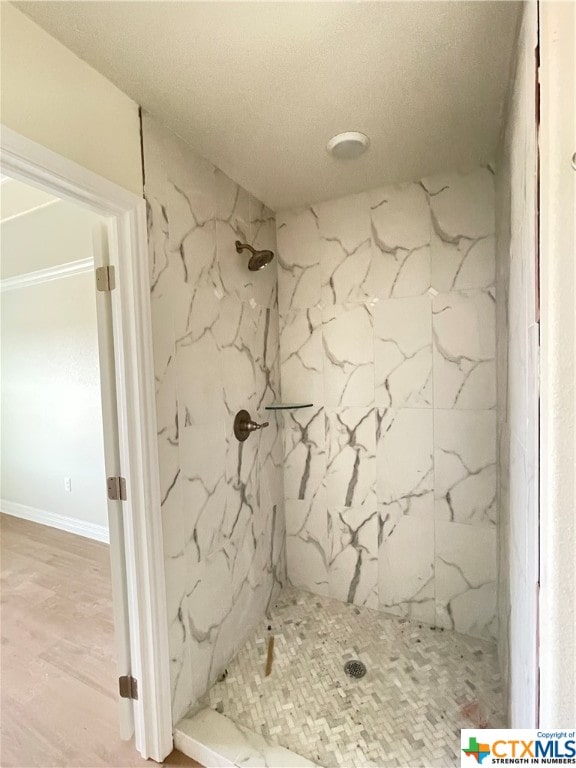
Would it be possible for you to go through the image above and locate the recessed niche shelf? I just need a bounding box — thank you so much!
[265,403,313,411]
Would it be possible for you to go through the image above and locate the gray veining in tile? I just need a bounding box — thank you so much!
[276,166,498,640]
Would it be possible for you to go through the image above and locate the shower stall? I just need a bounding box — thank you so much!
[142,5,538,765]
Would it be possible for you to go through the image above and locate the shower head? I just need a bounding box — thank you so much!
[235,241,275,271]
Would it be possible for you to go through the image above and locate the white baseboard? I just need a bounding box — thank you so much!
[1,499,109,543]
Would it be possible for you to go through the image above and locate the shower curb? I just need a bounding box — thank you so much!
[174,706,320,767]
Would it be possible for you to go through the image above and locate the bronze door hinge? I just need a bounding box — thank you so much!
[107,476,127,501]
[118,675,138,700]
[95,265,116,292]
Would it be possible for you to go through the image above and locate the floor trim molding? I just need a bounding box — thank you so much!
[1,499,109,543]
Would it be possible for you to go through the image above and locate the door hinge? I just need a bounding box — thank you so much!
[118,675,138,700]
[107,476,127,501]
[95,265,116,292]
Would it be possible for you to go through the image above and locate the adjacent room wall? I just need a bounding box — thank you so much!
[277,167,498,641]
[142,113,286,725]
[0,4,142,196]
[1,199,109,536]
[495,2,539,727]
[0,183,108,278]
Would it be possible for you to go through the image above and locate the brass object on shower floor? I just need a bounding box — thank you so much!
[265,636,275,677]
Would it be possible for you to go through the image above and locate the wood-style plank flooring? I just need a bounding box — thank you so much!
[0,514,200,768]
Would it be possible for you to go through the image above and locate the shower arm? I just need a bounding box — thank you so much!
[235,241,256,255]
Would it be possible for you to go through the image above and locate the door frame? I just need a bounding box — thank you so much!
[538,1,576,727]
[0,124,173,761]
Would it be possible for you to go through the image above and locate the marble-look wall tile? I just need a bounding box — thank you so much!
[143,113,285,725]
[434,410,497,527]
[431,233,496,293]
[322,303,374,407]
[147,194,169,289]
[423,167,495,244]
[172,277,221,357]
[277,195,373,312]
[249,199,278,309]
[213,171,279,310]
[276,165,497,641]
[435,520,497,639]
[422,168,495,293]
[285,493,329,595]
[374,295,432,408]
[180,423,227,559]
[283,407,325,502]
[166,177,218,292]
[315,193,372,305]
[176,331,224,428]
[155,355,179,482]
[433,289,496,409]
[328,504,379,608]
[254,306,280,409]
[279,308,323,405]
[149,263,177,385]
[214,295,258,417]
[223,426,258,523]
[214,169,250,300]
[258,412,284,526]
[276,208,321,313]
[325,408,376,509]
[368,183,431,298]
[376,408,434,517]
[378,510,435,624]
[185,536,280,705]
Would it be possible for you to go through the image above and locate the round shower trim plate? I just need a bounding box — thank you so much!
[326,131,371,160]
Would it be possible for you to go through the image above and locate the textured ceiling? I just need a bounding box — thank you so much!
[16,2,520,210]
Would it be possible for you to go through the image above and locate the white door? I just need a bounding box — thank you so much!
[92,222,135,740]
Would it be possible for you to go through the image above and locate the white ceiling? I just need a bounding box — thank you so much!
[16,1,520,211]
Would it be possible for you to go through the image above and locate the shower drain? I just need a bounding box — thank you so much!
[344,659,367,679]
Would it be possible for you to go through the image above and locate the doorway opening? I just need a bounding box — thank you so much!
[0,127,173,763]
[0,176,140,766]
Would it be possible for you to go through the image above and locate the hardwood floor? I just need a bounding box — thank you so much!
[0,514,200,768]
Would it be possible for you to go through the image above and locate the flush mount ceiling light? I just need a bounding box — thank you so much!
[326,131,370,160]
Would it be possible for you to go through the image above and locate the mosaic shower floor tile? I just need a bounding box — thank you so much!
[200,587,505,768]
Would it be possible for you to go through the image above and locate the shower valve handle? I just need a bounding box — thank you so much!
[246,419,269,432]
[234,410,269,442]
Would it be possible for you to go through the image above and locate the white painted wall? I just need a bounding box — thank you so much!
[1,199,109,535]
[538,0,576,728]
[495,1,539,727]
[0,4,142,197]
[1,184,108,278]
[0,178,58,223]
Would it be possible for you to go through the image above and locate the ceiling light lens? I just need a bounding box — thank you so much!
[327,131,370,160]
